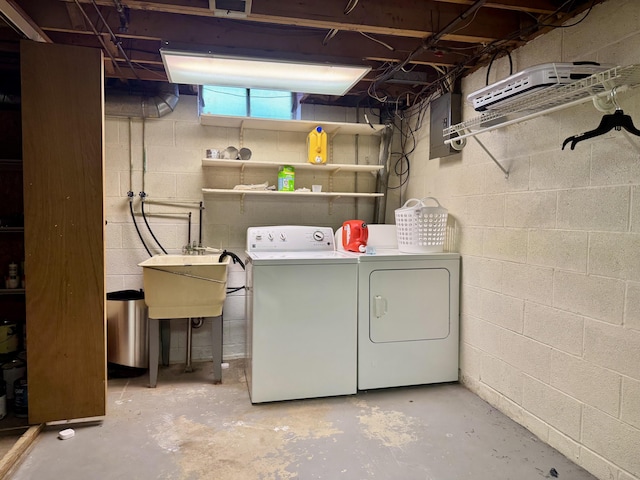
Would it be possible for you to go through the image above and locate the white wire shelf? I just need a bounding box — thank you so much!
[444,64,640,143]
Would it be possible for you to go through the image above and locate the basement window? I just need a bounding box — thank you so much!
[200,86,294,119]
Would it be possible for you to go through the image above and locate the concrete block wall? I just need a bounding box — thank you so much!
[105,97,385,361]
[405,1,640,478]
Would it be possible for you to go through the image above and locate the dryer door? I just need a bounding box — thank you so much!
[369,268,450,342]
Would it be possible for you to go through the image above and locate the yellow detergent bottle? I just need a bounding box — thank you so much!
[307,126,327,164]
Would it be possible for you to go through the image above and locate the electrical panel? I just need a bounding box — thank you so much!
[429,92,461,160]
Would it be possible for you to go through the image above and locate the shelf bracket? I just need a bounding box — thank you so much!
[328,195,341,215]
[240,193,245,214]
[473,136,509,179]
[239,120,245,148]
[328,170,337,193]
[240,163,246,185]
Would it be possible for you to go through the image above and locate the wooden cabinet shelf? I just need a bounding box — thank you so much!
[0,289,25,296]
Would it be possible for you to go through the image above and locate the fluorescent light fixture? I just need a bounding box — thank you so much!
[160,49,371,96]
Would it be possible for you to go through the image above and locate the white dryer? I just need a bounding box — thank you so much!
[337,225,460,390]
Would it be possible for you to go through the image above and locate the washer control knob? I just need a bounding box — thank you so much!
[312,230,325,242]
[279,232,287,241]
[267,232,274,241]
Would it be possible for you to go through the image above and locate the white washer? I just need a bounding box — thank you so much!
[245,226,358,403]
[337,225,460,390]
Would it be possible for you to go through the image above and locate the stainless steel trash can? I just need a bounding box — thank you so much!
[107,290,148,368]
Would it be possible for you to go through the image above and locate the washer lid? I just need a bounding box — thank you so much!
[248,250,358,265]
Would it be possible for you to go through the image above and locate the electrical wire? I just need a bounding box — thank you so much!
[485,49,513,86]
[344,0,359,15]
[323,29,339,45]
[359,32,395,51]
[524,0,596,28]
[369,0,598,108]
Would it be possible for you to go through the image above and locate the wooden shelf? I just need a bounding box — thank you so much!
[200,114,386,136]
[202,159,383,174]
[0,289,25,296]
[202,189,383,198]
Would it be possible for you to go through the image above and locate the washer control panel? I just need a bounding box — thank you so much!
[247,226,335,252]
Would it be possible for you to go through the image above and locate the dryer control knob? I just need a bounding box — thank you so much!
[313,230,325,242]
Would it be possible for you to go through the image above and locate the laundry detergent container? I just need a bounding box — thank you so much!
[107,290,148,368]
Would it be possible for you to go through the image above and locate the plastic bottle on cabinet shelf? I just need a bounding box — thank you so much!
[307,126,327,164]
[13,377,27,418]
[6,263,18,289]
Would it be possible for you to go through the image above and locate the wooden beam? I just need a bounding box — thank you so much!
[0,425,43,479]
[0,0,51,42]
[64,1,86,30]
[58,0,526,44]
[34,5,464,67]
[432,0,558,15]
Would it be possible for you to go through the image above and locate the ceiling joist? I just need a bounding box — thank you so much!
[0,0,607,107]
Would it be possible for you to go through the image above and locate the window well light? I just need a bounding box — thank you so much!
[160,49,371,96]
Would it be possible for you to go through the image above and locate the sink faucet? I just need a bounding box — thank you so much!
[182,241,200,255]
[182,241,222,255]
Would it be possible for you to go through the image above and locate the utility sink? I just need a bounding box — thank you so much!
[138,254,230,319]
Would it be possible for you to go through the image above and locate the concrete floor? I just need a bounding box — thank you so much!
[10,360,596,480]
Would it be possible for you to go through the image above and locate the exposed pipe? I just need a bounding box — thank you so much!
[373,125,393,224]
[105,83,179,118]
[185,318,194,373]
[128,118,133,193]
[89,0,138,79]
[111,0,129,32]
[354,133,359,219]
[198,201,204,246]
[372,0,487,89]
[72,0,126,78]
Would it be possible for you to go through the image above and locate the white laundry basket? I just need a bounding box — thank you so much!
[394,197,448,253]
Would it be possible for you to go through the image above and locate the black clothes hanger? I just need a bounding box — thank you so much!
[562,108,640,150]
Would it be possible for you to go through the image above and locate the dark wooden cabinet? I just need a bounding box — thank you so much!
[21,41,106,424]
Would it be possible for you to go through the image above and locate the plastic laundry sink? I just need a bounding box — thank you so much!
[138,254,230,319]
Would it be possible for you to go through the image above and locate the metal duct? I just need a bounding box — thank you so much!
[105,83,179,118]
